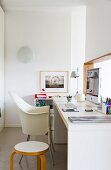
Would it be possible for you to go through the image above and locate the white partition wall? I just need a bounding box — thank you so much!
[0,6,4,131]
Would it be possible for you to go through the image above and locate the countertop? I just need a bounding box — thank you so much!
[53,98,111,131]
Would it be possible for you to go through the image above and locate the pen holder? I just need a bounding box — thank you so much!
[102,103,111,114]
[106,105,111,114]
[76,93,85,102]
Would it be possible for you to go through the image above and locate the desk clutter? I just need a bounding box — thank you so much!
[34,93,73,108]
[96,97,111,115]
[62,108,79,112]
[35,99,46,107]
[105,97,111,115]
[34,93,53,108]
[62,103,79,112]
[68,115,111,123]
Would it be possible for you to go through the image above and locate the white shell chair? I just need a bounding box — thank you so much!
[10,92,54,165]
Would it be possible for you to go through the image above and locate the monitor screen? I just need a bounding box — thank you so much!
[86,68,101,104]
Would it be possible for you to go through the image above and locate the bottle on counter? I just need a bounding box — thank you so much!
[106,98,109,105]
[105,98,111,115]
[106,106,109,115]
[109,98,111,114]
[106,98,109,115]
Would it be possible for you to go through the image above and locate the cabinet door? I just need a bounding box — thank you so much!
[0,7,4,131]
[83,63,93,95]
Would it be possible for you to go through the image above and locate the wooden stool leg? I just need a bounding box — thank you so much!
[39,154,46,170]
[10,151,16,170]
[37,156,41,170]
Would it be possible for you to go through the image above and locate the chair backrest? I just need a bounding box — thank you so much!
[10,92,50,136]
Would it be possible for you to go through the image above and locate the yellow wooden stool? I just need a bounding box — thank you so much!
[10,141,49,170]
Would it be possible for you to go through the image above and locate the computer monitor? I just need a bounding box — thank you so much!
[86,68,101,104]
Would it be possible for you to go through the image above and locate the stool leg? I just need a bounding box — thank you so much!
[10,151,16,170]
[37,156,41,170]
[39,154,46,170]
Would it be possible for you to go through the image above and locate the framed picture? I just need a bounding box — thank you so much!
[40,71,68,93]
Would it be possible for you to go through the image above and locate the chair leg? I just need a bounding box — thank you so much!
[51,140,55,153]
[50,130,55,152]
[50,113,55,152]
[19,155,23,164]
[27,134,31,141]
[39,154,46,170]
[37,156,41,170]
[48,132,55,166]
[49,145,55,166]
[10,151,16,170]
[19,135,31,164]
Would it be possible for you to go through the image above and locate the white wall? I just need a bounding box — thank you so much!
[0,7,4,131]
[85,1,111,61]
[4,7,85,127]
[70,7,86,96]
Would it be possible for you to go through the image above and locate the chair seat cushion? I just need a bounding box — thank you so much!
[14,141,49,153]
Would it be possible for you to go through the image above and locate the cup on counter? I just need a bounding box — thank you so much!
[76,93,85,102]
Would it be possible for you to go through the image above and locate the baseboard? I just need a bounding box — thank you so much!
[5,124,21,127]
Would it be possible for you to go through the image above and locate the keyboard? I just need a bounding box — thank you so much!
[65,103,77,109]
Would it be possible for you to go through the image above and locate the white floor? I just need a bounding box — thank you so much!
[0,127,67,170]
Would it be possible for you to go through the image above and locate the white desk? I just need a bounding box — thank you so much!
[53,99,111,170]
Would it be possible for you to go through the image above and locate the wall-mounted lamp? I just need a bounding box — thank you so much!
[70,68,79,96]
[17,46,34,64]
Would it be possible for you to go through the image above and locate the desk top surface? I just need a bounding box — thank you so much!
[53,98,111,131]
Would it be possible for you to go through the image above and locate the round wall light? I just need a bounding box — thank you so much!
[17,46,34,64]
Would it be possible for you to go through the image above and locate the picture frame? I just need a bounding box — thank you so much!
[40,71,68,93]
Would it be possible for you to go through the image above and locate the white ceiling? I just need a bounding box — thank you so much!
[1,0,110,11]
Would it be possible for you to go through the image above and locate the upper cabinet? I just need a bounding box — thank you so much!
[0,7,4,131]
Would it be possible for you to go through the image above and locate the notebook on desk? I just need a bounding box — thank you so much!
[68,115,111,123]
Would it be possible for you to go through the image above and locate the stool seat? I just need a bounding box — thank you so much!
[15,141,49,154]
[10,141,49,170]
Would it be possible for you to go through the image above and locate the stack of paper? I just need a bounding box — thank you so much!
[68,115,111,123]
